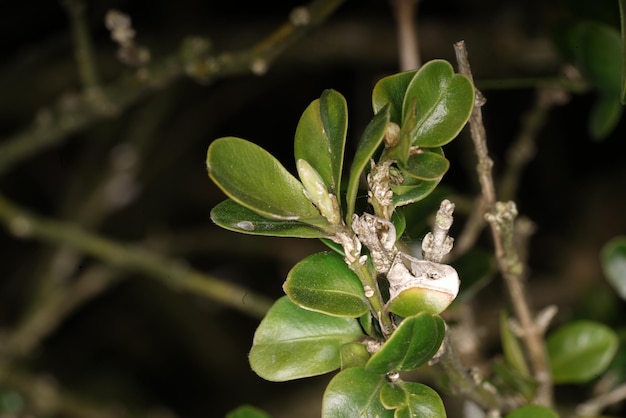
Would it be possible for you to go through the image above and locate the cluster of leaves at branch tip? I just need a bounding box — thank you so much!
[208,59,477,417]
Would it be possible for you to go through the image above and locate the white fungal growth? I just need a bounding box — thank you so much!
[235,221,255,231]
[387,253,460,302]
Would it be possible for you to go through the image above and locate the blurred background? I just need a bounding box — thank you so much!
[0,0,625,417]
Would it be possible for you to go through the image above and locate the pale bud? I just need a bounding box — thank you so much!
[297,159,340,224]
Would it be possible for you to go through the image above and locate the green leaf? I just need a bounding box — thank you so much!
[249,296,364,381]
[322,367,392,418]
[504,405,559,418]
[402,60,474,147]
[602,236,626,300]
[294,89,348,195]
[226,405,273,418]
[366,313,445,374]
[558,21,623,139]
[207,137,322,221]
[211,199,329,238]
[547,320,619,383]
[500,311,530,376]
[372,70,418,124]
[589,92,623,140]
[283,252,370,317]
[380,381,446,418]
[391,178,440,208]
[399,149,449,181]
[340,342,371,369]
[346,104,391,221]
[491,360,537,402]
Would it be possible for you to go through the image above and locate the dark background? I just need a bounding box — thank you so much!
[0,0,625,417]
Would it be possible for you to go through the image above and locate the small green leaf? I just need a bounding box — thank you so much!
[283,252,370,317]
[400,149,450,181]
[294,89,348,195]
[249,296,364,381]
[207,137,321,221]
[226,405,273,418]
[340,342,371,369]
[346,104,390,221]
[602,236,626,300]
[491,360,537,402]
[402,60,474,147]
[547,320,619,383]
[391,178,440,208]
[380,381,446,417]
[322,367,392,418]
[366,313,445,374]
[504,405,559,418]
[500,311,530,376]
[589,92,623,140]
[211,199,329,238]
[372,70,418,124]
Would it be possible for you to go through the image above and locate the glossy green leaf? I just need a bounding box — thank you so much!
[380,381,446,417]
[400,149,449,181]
[207,137,321,221]
[294,89,348,195]
[372,70,418,124]
[322,367,392,418]
[226,405,272,418]
[391,178,440,208]
[211,199,329,238]
[402,60,474,147]
[500,311,530,376]
[504,405,559,418]
[283,252,369,317]
[366,313,445,374]
[249,296,364,381]
[547,320,619,383]
[602,236,626,300]
[346,104,390,221]
[340,342,371,369]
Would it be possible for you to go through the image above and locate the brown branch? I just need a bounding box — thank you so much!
[391,0,421,70]
[0,193,273,320]
[454,40,553,407]
[0,0,346,177]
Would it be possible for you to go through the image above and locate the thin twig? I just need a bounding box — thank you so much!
[0,194,273,319]
[391,0,421,70]
[434,331,505,412]
[576,382,626,417]
[454,40,553,407]
[0,0,346,177]
[498,88,569,201]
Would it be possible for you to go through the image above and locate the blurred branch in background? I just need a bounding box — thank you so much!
[0,0,346,177]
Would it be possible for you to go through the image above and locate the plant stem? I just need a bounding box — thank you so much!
[0,194,273,319]
[392,0,421,70]
[454,40,553,407]
[435,332,504,412]
[351,261,394,337]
